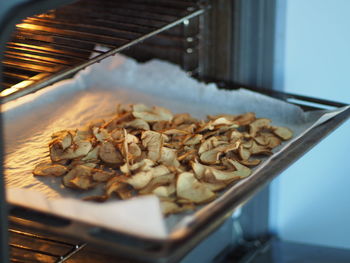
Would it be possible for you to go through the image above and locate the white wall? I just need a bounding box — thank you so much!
[270,0,350,249]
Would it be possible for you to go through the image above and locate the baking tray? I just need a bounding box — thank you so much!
[7,79,350,263]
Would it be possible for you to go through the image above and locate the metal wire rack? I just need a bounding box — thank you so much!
[1,0,206,103]
[9,228,86,263]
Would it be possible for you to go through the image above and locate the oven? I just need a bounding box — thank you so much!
[1,0,350,262]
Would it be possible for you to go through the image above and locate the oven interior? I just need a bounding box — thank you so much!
[1,0,350,262]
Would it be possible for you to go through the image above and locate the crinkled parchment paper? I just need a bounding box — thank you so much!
[3,54,349,239]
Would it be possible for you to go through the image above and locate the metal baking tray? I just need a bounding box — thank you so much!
[7,80,350,263]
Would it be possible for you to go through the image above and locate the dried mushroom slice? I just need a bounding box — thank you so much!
[138,173,175,195]
[50,141,92,162]
[120,159,155,174]
[82,145,100,162]
[249,118,272,137]
[238,145,251,160]
[132,104,173,122]
[176,172,215,204]
[51,130,73,150]
[125,118,150,130]
[183,134,203,146]
[141,131,163,161]
[272,126,293,140]
[199,143,238,164]
[63,165,94,189]
[126,171,153,190]
[160,201,194,216]
[152,184,176,198]
[93,127,111,142]
[234,112,256,126]
[238,159,261,167]
[33,162,67,177]
[105,177,133,199]
[92,169,115,182]
[159,147,180,167]
[249,141,272,155]
[99,142,123,164]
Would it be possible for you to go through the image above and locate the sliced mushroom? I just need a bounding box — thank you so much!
[92,169,115,182]
[183,134,203,146]
[82,145,100,162]
[249,118,272,137]
[141,131,163,161]
[138,173,175,195]
[152,183,176,198]
[63,165,94,189]
[125,118,150,130]
[33,162,67,177]
[99,142,123,164]
[51,130,73,150]
[199,143,239,164]
[159,147,180,167]
[249,141,273,155]
[160,201,194,216]
[176,172,215,204]
[126,171,153,190]
[132,104,173,122]
[238,145,251,160]
[272,126,293,140]
[234,112,256,126]
[92,127,111,142]
[50,141,92,162]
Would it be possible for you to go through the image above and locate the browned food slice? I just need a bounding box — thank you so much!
[63,165,95,190]
[132,104,173,122]
[176,172,215,204]
[152,183,176,198]
[50,141,92,162]
[120,159,155,174]
[183,134,203,146]
[272,126,293,140]
[160,201,194,216]
[141,131,163,161]
[125,118,150,130]
[249,118,272,137]
[33,162,68,177]
[99,142,123,164]
[234,112,256,126]
[192,159,251,183]
[105,177,133,199]
[82,145,100,162]
[199,142,239,164]
[159,147,180,167]
[249,141,273,155]
[51,130,73,150]
[138,173,175,195]
[238,145,251,160]
[238,159,261,167]
[92,127,111,142]
[92,169,115,182]
[126,171,153,190]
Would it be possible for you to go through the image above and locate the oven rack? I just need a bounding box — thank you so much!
[9,227,86,263]
[1,0,207,103]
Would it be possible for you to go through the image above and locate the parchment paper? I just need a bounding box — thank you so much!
[3,54,349,239]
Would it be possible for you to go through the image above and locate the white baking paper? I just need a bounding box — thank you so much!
[3,54,349,239]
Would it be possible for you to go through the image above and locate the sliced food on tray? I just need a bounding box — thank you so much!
[33,103,293,215]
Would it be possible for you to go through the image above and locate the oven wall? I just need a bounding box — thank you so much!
[270,0,350,249]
